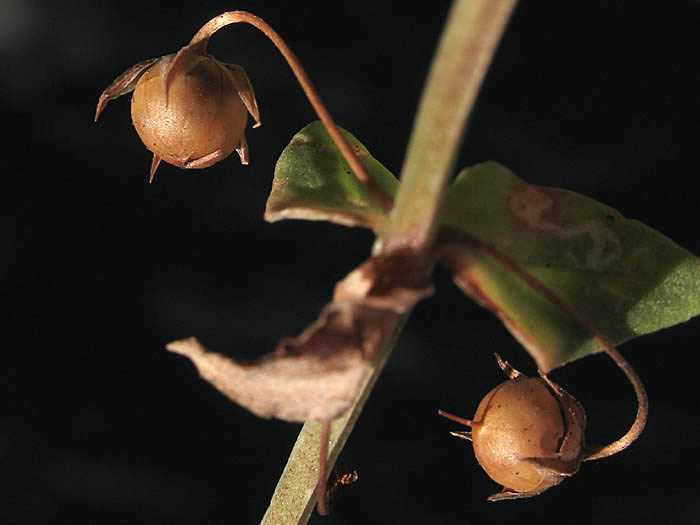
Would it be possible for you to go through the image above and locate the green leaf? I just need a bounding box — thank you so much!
[265,121,398,233]
[266,128,700,371]
[440,162,700,371]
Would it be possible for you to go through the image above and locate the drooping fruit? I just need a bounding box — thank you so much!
[439,354,586,500]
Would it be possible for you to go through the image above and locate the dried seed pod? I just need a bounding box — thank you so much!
[95,30,260,182]
[439,354,586,501]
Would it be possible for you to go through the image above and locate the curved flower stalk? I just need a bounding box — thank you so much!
[95,10,391,213]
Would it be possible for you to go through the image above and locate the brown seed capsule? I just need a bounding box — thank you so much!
[95,36,260,182]
[439,354,586,501]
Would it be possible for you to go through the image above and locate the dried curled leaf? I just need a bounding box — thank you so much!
[167,302,397,422]
[165,248,428,421]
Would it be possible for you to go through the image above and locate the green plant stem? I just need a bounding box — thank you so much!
[261,315,407,524]
[261,1,517,522]
[384,0,517,254]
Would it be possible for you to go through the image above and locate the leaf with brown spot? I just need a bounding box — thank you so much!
[439,162,700,371]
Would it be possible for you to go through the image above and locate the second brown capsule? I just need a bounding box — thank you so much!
[439,354,586,501]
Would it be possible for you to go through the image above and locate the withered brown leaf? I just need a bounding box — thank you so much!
[167,302,397,422]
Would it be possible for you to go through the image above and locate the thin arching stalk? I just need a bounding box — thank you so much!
[185,10,393,212]
[582,351,648,461]
[439,227,648,461]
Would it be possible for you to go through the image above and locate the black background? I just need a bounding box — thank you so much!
[7,1,700,523]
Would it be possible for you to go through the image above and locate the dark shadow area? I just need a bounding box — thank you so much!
[7,1,700,524]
